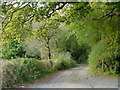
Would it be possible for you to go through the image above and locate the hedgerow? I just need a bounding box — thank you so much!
[2,58,51,87]
[2,57,76,88]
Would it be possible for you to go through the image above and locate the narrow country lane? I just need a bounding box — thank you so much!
[17,64,118,88]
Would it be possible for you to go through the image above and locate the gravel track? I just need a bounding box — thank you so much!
[17,64,118,88]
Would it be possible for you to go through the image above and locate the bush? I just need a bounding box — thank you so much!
[88,32,119,75]
[2,58,51,88]
[52,52,76,71]
[2,56,76,88]
[2,41,26,60]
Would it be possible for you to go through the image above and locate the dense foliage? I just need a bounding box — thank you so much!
[0,1,119,88]
[2,59,51,87]
[2,58,76,87]
[62,2,119,75]
[52,52,76,70]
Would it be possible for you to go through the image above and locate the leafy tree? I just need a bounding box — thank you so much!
[1,3,34,59]
[33,17,60,60]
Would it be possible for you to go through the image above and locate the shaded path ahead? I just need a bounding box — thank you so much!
[18,64,118,88]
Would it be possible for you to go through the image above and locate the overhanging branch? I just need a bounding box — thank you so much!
[2,2,31,30]
[94,8,120,20]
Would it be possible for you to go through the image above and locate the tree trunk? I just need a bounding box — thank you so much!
[48,45,51,59]
[46,40,52,66]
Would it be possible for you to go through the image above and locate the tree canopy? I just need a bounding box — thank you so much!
[0,1,119,75]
